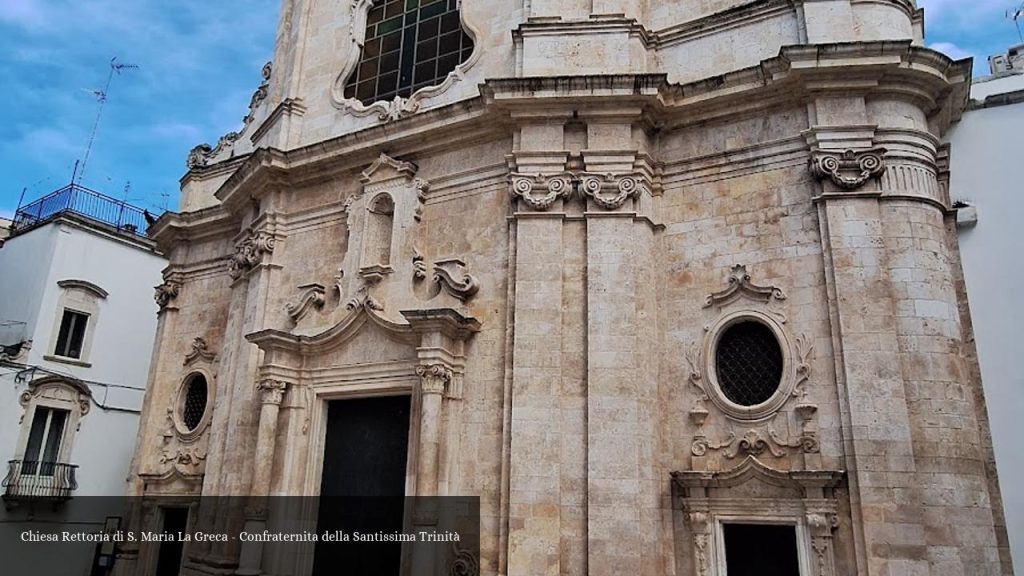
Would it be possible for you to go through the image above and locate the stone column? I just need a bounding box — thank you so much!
[415,364,451,497]
[235,378,288,576]
[809,125,926,576]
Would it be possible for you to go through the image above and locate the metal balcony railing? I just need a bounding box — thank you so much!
[11,183,151,238]
[2,460,79,501]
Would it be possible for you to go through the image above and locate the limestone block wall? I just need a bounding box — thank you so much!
[120,1,1012,575]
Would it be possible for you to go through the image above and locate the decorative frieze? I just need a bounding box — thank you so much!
[809,147,887,190]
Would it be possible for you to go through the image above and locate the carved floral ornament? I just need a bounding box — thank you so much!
[19,376,92,419]
[154,280,181,310]
[183,337,216,366]
[509,171,650,211]
[686,265,821,462]
[228,229,277,280]
[257,378,289,405]
[809,147,887,190]
[416,364,453,396]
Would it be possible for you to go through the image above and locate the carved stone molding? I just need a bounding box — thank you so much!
[509,171,651,211]
[331,0,481,121]
[685,512,712,576]
[19,375,92,418]
[159,447,207,469]
[184,337,216,366]
[704,264,787,309]
[412,254,481,303]
[673,458,844,576]
[509,172,574,211]
[187,62,272,170]
[809,147,887,190]
[257,378,289,406]
[284,283,326,325]
[579,172,647,210]
[228,230,276,280]
[416,364,453,397]
[345,283,384,312]
[433,259,480,302]
[242,61,272,127]
[154,280,180,311]
[450,543,480,576]
[187,132,240,170]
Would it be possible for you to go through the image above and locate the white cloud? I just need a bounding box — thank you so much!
[929,41,977,61]
[0,0,49,30]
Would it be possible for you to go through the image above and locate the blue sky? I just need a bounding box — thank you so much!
[0,0,1021,219]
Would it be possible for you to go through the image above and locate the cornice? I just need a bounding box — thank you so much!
[149,205,237,253]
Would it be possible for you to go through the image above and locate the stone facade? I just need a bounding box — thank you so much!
[119,1,1011,575]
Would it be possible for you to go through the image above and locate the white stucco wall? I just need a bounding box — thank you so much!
[0,218,165,496]
[948,78,1024,568]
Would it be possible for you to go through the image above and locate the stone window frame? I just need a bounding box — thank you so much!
[171,370,215,443]
[702,309,796,421]
[673,458,843,576]
[14,376,92,469]
[44,279,108,367]
[331,0,483,119]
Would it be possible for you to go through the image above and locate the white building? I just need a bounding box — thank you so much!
[949,43,1024,569]
[0,184,166,575]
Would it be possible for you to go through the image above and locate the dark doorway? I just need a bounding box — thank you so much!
[155,507,188,576]
[313,395,411,576]
[722,523,800,576]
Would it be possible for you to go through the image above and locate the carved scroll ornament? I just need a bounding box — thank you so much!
[154,280,180,310]
[509,173,574,211]
[809,147,887,190]
[228,230,276,279]
[285,283,326,324]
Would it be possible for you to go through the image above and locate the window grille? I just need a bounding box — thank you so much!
[182,375,208,431]
[715,321,783,407]
[345,0,474,105]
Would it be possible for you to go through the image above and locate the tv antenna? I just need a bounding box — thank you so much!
[73,57,139,186]
[1010,2,1024,42]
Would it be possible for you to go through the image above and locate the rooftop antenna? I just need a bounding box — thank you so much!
[1010,2,1024,42]
[75,57,139,186]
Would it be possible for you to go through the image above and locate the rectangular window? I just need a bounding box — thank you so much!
[23,406,69,476]
[722,523,800,576]
[54,309,89,359]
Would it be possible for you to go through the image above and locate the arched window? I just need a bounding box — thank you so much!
[365,194,395,268]
[345,0,474,105]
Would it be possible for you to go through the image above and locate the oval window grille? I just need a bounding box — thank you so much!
[714,321,784,407]
[181,374,209,431]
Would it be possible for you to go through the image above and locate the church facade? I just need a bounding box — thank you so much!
[120,0,1012,575]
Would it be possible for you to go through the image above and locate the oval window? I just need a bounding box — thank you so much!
[181,374,209,431]
[714,320,783,407]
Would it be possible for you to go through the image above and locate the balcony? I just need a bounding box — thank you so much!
[2,460,79,502]
[10,183,152,238]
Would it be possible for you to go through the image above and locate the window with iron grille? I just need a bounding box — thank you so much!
[345,0,474,105]
[714,321,783,407]
[181,374,209,431]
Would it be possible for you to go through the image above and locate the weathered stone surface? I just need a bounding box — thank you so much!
[120,1,1010,575]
